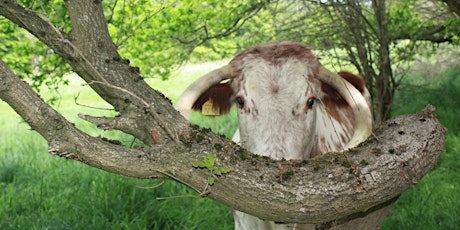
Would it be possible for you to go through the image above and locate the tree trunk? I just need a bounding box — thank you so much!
[329,0,394,124]
[0,0,447,226]
[372,0,393,124]
[442,0,460,16]
[330,0,377,94]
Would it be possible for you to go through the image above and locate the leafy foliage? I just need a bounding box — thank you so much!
[3,0,458,95]
[0,20,70,104]
[192,153,231,186]
[383,55,460,230]
[1,0,267,96]
[105,0,267,79]
[0,0,74,103]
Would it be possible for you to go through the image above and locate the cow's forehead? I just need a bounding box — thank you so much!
[229,47,321,103]
[232,42,318,64]
[239,57,316,95]
[230,42,319,73]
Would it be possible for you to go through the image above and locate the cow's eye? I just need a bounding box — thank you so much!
[307,98,315,108]
[236,97,245,109]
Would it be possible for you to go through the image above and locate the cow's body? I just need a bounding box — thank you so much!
[176,42,378,229]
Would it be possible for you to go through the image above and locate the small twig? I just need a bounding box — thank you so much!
[200,187,211,197]
[84,80,180,145]
[74,91,114,111]
[106,0,119,24]
[116,5,167,46]
[200,178,211,197]
[135,179,165,189]
[115,0,127,46]
[371,131,379,142]
[156,194,199,200]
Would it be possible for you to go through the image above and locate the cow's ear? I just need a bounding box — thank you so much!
[192,82,234,116]
[319,71,367,109]
[337,71,366,94]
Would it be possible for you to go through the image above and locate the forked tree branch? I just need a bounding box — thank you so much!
[0,56,447,223]
[0,0,187,146]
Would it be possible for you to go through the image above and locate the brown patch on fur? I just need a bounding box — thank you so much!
[192,82,234,115]
[271,84,280,94]
[337,71,366,94]
[319,71,367,125]
[320,80,350,123]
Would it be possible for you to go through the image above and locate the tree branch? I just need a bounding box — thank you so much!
[390,24,454,43]
[172,1,267,46]
[0,0,187,146]
[0,56,446,223]
[442,0,460,16]
[0,59,164,176]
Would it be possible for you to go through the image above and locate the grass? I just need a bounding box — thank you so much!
[1,59,459,229]
[0,62,234,230]
[381,65,460,229]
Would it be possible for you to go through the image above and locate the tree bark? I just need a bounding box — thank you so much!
[331,0,377,99]
[0,0,447,225]
[372,0,393,123]
[328,0,395,124]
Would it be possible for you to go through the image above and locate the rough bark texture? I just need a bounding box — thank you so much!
[0,0,447,226]
[372,0,393,123]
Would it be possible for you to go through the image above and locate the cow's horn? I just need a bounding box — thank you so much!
[317,65,373,150]
[175,64,235,120]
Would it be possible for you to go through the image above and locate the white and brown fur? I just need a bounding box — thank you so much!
[187,42,373,230]
[192,42,372,159]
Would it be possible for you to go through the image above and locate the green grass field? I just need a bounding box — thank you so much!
[1,60,459,229]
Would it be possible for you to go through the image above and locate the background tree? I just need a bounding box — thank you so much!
[106,0,268,78]
[221,0,459,124]
[440,0,460,16]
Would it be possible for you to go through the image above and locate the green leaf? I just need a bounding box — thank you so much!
[203,153,216,169]
[192,160,206,168]
[214,166,231,176]
[208,176,215,186]
[192,153,231,186]
[192,153,216,170]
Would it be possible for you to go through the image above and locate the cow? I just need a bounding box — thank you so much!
[175,42,374,229]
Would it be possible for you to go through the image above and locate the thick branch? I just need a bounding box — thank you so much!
[0,59,165,177]
[0,0,186,146]
[0,57,446,223]
[390,24,455,43]
[442,0,460,16]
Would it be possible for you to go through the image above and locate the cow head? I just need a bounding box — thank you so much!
[176,42,372,159]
